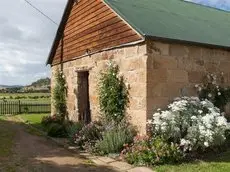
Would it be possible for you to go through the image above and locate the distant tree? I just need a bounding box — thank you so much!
[31,77,51,87]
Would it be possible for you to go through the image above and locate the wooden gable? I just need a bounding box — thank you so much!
[50,0,142,65]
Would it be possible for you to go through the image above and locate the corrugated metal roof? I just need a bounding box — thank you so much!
[104,0,230,48]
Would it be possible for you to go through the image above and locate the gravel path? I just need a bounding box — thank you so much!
[0,117,118,172]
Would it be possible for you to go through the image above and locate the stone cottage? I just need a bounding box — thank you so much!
[47,0,230,134]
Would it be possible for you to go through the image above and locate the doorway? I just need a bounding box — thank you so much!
[77,71,91,124]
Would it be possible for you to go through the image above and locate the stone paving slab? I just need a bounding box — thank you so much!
[109,161,133,171]
[98,156,116,163]
[91,159,108,166]
[127,167,154,172]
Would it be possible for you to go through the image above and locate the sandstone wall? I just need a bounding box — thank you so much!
[51,43,148,134]
[147,40,230,119]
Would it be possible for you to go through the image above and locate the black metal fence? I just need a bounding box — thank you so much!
[0,101,51,115]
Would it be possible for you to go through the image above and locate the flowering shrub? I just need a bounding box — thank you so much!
[98,61,129,122]
[195,73,230,111]
[94,121,136,155]
[149,97,229,152]
[66,122,83,143]
[74,121,104,150]
[122,136,183,166]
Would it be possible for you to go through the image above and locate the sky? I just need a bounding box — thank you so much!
[185,0,230,12]
[1,0,230,86]
[0,0,66,86]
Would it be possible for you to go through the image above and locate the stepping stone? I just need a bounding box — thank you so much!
[98,156,116,163]
[109,161,133,171]
[127,167,154,172]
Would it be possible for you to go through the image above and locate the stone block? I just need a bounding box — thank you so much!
[152,55,177,69]
[121,59,140,71]
[125,46,138,57]
[126,71,139,83]
[148,41,169,55]
[219,62,230,72]
[137,70,147,83]
[129,97,146,110]
[148,83,164,97]
[176,56,194,70]
[138,44,147,55]
[204,62,219,72]
[169,44,189,57]
[188,46,202,58]
[128,110,147,134]
[161,82,185,98]
[147,97,170,114]
[129,83,146,97]
[202,48,230,61]
[188,71,204,83]
[147,68,168,83]
[168,70,188,83]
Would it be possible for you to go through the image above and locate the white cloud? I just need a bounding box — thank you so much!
[0,0,66,85]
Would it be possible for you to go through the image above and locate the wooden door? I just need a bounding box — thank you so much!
[77,71,91,124]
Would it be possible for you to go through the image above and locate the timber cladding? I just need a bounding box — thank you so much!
[52,0,142,65]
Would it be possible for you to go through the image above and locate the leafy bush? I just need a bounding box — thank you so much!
[41,115,63,127]
[74,121,104,150]
[98,61,129,122]
[66,122,83,143]
[149,97,229,153]
[47,123,67,138]
[94,121,136,155]
[123,136,183,166]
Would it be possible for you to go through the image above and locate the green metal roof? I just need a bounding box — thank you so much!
[104,0,230,49]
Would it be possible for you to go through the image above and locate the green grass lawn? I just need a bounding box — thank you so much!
[155,150,230,172]
[0,93,51,103]
[0,92,50,97]
[17,114,48,130]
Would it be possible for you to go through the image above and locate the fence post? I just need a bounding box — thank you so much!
[19,100,21,114]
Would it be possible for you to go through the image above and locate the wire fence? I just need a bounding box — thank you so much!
[0,100,51,115]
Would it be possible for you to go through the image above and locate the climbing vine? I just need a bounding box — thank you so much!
[98,62,129,123]
[53,69,67,121]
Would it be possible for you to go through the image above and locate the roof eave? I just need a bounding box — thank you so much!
[145,35,230,51]
[46,0,74,65]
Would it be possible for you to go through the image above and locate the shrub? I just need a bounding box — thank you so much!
[149,97,229,153]
[41,115,63,127]
[123,136,183,166]
[74,121,104,150]
[98,61,129,123]
[47,123,67,138]
[94,121,136,155]
[66,122,83,143]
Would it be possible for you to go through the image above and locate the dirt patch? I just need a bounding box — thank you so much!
[0,117,118,172]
